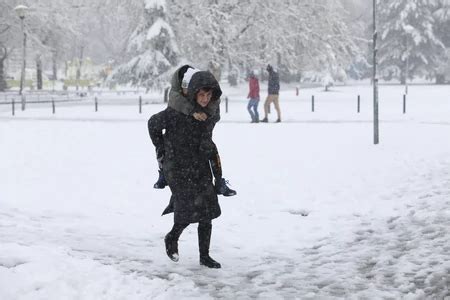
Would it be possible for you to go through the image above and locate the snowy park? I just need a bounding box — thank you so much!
[2,0,450,299]
[1,83,450,299]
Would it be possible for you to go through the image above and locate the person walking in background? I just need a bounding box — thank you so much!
[261,64,281,123]
[247,70,260,123]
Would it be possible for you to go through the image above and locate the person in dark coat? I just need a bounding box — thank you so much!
[261,64,281,123]
[148,71,225,268]
[153,65,236,197]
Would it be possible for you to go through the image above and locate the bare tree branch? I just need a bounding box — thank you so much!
[0,24,11,35]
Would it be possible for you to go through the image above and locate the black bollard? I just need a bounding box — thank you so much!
[312,95,315,112]
[139,96,142,114]
[225,96,228,113]
[403,94,406,114]
[12,98,15,116]
[357,95,360,113]
[21,95,26,111]
[95,96,98,112]
[52,98,55,114]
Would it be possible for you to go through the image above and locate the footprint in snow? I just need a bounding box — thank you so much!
[287,209,310,217]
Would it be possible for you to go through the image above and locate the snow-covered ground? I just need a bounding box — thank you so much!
[1,84,449,299]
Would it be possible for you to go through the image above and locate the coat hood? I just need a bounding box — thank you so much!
[186,71,222,104]
[168,65,222,117]
[170,65,192,94]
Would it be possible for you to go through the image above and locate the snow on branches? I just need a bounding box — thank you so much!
[110,0,179,90]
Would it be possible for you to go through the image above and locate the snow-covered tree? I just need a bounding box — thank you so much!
[168,0,359,83]
[432,0,450,83]
[287,0,358,81]
[79,0,140,64]
[0,1,23,91]
[432,0,450,46]
[0,0,87,90]
[379,0,446,83]
[341,0,373,80]
[110,0,179,90]
[23,0,76,87]
[0,23,11,91]
[0,36,10,91]
[167,0,255,81]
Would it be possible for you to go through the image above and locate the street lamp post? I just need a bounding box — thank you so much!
[14,5,28,96]
[373,0,379,145]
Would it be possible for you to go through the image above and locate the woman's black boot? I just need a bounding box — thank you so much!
[198,222,221,268]
[165,223,188,262]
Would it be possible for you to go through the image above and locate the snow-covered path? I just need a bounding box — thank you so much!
[1,85,450,299]
[1,160,449,299]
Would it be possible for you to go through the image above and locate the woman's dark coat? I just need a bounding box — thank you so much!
[148,71,222,224]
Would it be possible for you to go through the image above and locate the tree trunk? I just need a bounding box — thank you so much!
[227,58,237,86]
[76,65,81,90]
[52,50,58,80]
[0,58,7,92]
[76,45,85,91]
[400,59,406,85]
[36,55,43,90]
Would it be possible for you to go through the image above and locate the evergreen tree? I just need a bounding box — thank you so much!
[432,0,450,83]
[342,0,373,80]
[379,0,446,83]
[111,0,179,90]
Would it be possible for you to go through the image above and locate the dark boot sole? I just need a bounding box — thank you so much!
[200,262,221,269]
[154,184,167,189]
[222,191,237,197]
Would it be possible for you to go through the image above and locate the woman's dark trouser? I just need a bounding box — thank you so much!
[167,223,189,241]
[167,220,213,257]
